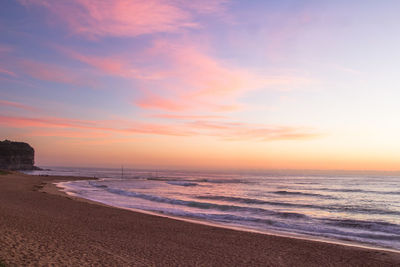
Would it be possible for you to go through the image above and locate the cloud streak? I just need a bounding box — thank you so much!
[150,114,226,120]
[0,67,17,77]
[0,114,320,142]
[59,40,314,114]
[0,100,38,112]
[137,40,314,112]
[187,121,321,141]
[20,59,97,87]
[19,0,229,38]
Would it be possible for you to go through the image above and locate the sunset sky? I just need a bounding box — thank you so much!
[1,0,400,170]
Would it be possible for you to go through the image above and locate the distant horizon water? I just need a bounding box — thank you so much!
[24,166,400,251]
[33,165,400,176]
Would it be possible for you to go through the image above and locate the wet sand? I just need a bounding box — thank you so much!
[1,172,399,266]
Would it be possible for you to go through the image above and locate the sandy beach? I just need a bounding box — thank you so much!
[1,172,399,266]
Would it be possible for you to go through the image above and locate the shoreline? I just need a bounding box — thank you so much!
[1,172,400,266]
[52,176,400,254]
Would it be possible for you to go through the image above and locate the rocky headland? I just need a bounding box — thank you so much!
[0,140,39,170]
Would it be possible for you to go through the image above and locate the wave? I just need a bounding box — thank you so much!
[307,226,400,242]
[272,190,335,199]
[166,181,198,187]
[195,195,400,216]
[87,182,400,217]
[197,179,252,184]
[102,187,307,219]
[147,177,175,181]
[147,177,250,184]
[323,218,400,235]
[303,187,400,195]
[147,209,400,243]
[88,181,108,188]
[153,210,291,228]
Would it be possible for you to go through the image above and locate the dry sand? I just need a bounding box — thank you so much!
[1,172,400,266]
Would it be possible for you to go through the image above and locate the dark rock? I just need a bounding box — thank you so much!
[0,140,40,170]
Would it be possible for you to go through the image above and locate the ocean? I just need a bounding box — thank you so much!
[24,167,400,251]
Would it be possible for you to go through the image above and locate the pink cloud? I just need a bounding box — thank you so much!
[0,115,99,129]
[124,123,194,137]
[55,45,173,82]
[0,100,38,112]
[150,114,226,120]
[69,53,128,77]
[136,94,188,112]
[0,114,193,137]
[19,0,228,38]
[59,48,153,80]
[0,67,17,77]
[187,121,322,141]
[57,45,259,113]
[0,114,320,141]
[136,94,244,113]
[132,40,314,112]
[70,44,234,109]
[27,129,111,138]
[167,0,229,15]
[20,59,97,87]
[0,45,17,77]
[58,40,314,113]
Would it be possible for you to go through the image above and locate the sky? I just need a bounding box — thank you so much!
[1,0,400,171]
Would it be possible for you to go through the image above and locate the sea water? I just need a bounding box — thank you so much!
[25,167,400,251]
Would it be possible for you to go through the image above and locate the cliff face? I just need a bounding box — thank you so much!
[0,140,37,170]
